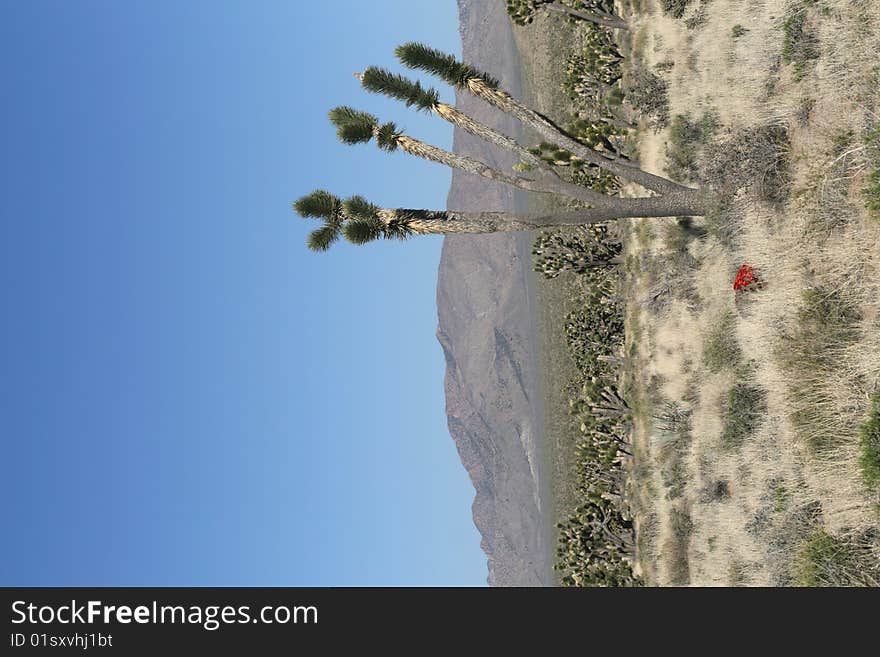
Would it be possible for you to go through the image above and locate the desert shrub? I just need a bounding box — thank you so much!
[662,216,705,254]
[661,0,691,18]
[859,123,880,218]
[777,287,861,452]
[786,287,861,365]
[684,4,708,30]
[701,202,740,249]
[863,169,880,218]
[702,311,742,373]
[794,529,880,586]
[796,96,815,125]
[731,24,748,38]
[562,23,623,96]
[859,393,880,491]
[666,111,719,183]
[703,123,790,204]
[782,8,819,80]
[532,224,622,279]
[665,507,693,585]
[544,226,639,586]
[721,382,767,448]
[626,68,669,130]
[699,479,730,503]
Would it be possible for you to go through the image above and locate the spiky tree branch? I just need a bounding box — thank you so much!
[327,105,616,207]
[507,0,629,31]
[293,190,708,250]
[395,42,695,195]
[357,67,555,176]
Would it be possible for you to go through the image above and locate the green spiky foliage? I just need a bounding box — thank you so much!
[395,42,499,89]
[294,190,344,252]
[506,0,535,25]
[342,195,380,221]
[293,190,411,251]
[328,106,399,152]
[507,0,621,27]
[374,122,399,152]
[563,25,623,96]
[361,67,439,112]
[342,219,384,245]
[306,225,340,252]
[327,106,377,144]
[292,189,342,221]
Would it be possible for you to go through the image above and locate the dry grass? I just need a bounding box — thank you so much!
[624,0,880,585]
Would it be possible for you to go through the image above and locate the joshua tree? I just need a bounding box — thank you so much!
[294,43,710,251]
[295,190,706,251]
[532,225,623,278]
[357,67,553,174]
[328,104,603,205]
[506,0,629,31]
[394,43,693,197]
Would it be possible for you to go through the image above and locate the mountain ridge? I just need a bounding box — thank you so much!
[436,0,553,587]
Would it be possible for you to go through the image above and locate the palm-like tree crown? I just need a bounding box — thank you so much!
[293,190,411,251]
[328,105,399,151]
[395,42,498,89]
[360,67,439,112]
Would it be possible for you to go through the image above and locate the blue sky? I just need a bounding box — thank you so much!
[0,1,487,585]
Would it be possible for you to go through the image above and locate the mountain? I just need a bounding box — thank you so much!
[436,0,553,586]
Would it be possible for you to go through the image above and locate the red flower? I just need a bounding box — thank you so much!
[733,264,759,292]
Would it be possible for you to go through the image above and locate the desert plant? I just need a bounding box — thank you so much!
[858,393,880,491]
[721,382,767,447]
[506,0,628,30]
[794,529,880,586]
[625,68,669,129]
[661,0,690,18]
[702,311,742,373]
[532,225,623,278]
[781,8,819,80]
[665,111,719,183]
[294,42,714,252]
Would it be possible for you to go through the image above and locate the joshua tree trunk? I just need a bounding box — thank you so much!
[464,77,687,193]
[392,133,617,206]
[431,102,555,174]
[379,193,707,235]
[355,70,556,176]
[543,2,629,31]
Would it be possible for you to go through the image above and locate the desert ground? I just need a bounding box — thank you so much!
[512,0,880,585]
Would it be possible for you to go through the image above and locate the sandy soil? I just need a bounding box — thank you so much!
[625,0,880,585]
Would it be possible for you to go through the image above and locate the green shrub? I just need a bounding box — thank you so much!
[731,24,748,38]
[702,311,741,373]
[859,394,880,491]
[665,507,693,585]
[794,529,880,586]
[626,68,669,130]
[863,169,880,219]
[778,287,861,452]
[661,0,691,18]
[862,123,880,218]
[703,124,790,204]
[721,382,767,447]
[782,9,819,80]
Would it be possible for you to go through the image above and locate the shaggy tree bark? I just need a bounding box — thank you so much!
[464,77,689,191]
[378,194,707,235]
[356,71,555,175]
[390,133,615,206]
[543,2,629,31]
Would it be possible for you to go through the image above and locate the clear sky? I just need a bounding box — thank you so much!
[0,1,487,585]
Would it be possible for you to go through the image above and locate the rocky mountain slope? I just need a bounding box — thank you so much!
[436,0,553,586]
